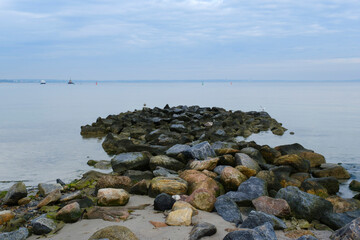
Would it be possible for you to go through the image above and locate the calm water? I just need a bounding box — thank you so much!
[1,81,360,197]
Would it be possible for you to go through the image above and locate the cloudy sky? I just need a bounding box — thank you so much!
[0,0,359,80]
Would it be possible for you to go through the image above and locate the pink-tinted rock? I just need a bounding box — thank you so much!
[252,196,291,217]
[37,189,61,208]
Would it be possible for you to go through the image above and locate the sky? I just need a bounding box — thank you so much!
[0,0,359,81]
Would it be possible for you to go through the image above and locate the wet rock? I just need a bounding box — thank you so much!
[189,157,219,171]
[256,170,282,192]
[330,217,360,240]
[111,152,151,174]
[312,163,350,179]
[165,144,194,162]
[300,179,329,198]
[69,170,108,190]
[152,167,178,177]
[302,177,339,195]
[350,180,360,192]
[148,176,188,198]
[96,175,132,192]
[166,207,193,226]
[213,165,227,175]
[170,124,186,133]
[37,189,61,208]
[190,141,216,160]
[240,147,266,165]
[31,214,57,235]
[124,170,154,181]
[274,154,310,173]
[297,152,326,168]
[60,190,82,202]
[275,186,333,221]
[214,195,242,224]
[0,210,15,225]
[38,183,63,197]
[56,202,82,223]
[3,182,27,205]
[260,145,281,164]
[88,225,139,240]
[97,188,130,206]
[17,197,31,206]
[224,222,276,240]
[187,188,216,212]
[76,196,95,208]
[240,210,287,230]
[275,143,312,155]
[154,193,175,211]
[220,166,247,191]
[189,222,217,240]
[0,227,29,240]
[149,155,185,171]
[252,196,291,217]
[235,153,261,173]
[130,180,150,195]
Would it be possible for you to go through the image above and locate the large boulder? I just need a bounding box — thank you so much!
[56,202,82,223]
[260,145,281,164]
[252,196,291,217]
[240,210,287,230]
[3,182,27,205]
[97,188,130,206]
[179,170,219,196]
[111,152,151,174]
[275,143,312,155]
[312,163,350,179]
[88,225,139,240]
[148,176,188,197]
[149,155,185,171]
[274,154,310,173]
[320,211,359,230]
[326,196,360,213]
[189,222,217,240]
[224,222,277,240]
[297,152,326,168]
[235,153,261,173]
[190,141,216,160]
[350,180,360,192]
[275,186,333,221]
[220,166,247,191]
[330,217,360,240]
[154,193,175,211]
[214,195,242,225]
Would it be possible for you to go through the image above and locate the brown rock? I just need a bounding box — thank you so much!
[130,179,150,195]
[298,152,326,168]
[220,166,247,191]
[274,154,310,172]
[148,177,188,198]
[97,188,130,206]
[235,165,257,178]
[252,196,291,217]
[189,157,219,171]
[18,197,31,206]
[96,175,132,192]
[218,154,235,166]
[56,202,82,223]
[88,225,139,240]
[165,208,193,226]
[216,148,239,155]
[37,189,61,208]
[285,230,316,239]
[290,173,311,183]
[202,170,218,178]
[179,170,219,196]
[260,145,281,164]
[300,180,329,198]
[0,210,15,225]
[312,164,350,179]
[172,201,198,216]
[279,177,302,188]
[186,188,216,212]
[326,196,360,213]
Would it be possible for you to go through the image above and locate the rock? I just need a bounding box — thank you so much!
[179,170,219,196]
[17,197,31,206]
[274,154,310,173]
[189,222,217,240]
[149,155,185,171]
[152,167,178,178]
[88,225,139,240]
[330,217,360,240]
[297,236,318,240]
[69,170,108,190]
[298,152,326,168]
[275,186,333,221]
[300,179,329,198]
[240,210,287,230]
[350,180,360,192]
[326,196,360,213]
[76,196,95,208]
[170,124,187,133]
[202,170,218,178]
[56,202,82,223]
[190,141,217,160]
[320,211,357,230]
[291,172,311,183]
[275,143,312,155]
[37,189,62,208]
[154,193,176,211]
[148,176,188,198]
[189,157,219,171]
[97,188,130,206]
[165,144,194,162]
[240,147,266,165]
[130,180,150,195]
[235,165,257,178]
[96,175,132,192]
[235,153,261,173]
[260,145,281,164]
[111,152,151,174]
[218,154,236,166]
[220,166,247,191]
[213,165,227,175]
[0,227,29,240]
[224,222,277,240]
[124,170,154,181]
[94,160,112,170]
[38,183,63,197]
[0,210,15,225]
[3,182,27,205]
[252,196,291,217]
[302,177,339,195]
[312,164,350,179]
[149,221,168,228]
[256,170,282,192]
[172,201,198,215]
[214,195,242,224]
[60,190,82,202]
[166,207,193,226]
[31,214,57,235]
[187,188,216,212]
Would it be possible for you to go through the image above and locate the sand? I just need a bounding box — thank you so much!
[27,195,333,240]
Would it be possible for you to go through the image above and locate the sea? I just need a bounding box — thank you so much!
[1,81,359,197]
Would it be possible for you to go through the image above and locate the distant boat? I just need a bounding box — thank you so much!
[68,78,74,84]
[40,80,46,85]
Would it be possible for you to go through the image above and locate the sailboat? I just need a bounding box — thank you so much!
[40,80,46,84]
[68,78,74,84]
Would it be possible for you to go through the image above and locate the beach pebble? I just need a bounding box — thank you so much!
[153,193,175,211]
[97,188,129,206]
[165,208,193,226]
[3,182,27,205]
[56,202,82,223]
[189,222,217,240]
[88,225,139,240]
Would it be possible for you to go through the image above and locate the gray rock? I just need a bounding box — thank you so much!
[93,160,112,170]
[111,152,150,174]
[123,170,154,181]
[189,222,217,240]
[149,155,185,171]
[240,147,266,165]
[321,211,358,230]
[330,217,360,240]
[213,165,227,175]
[223,222,277,240]
[170,124,187,133]
[191,141,217,160]
[165,144,194,161]
[214,195,242,225]
[31,214,57,235]
[212,141,238,151]
[297,236,318,240]
[0,227,29,240]
[38,183,63,197]
[153,166,178,177]
[275,143,312,155]
[235,153,261,172]
[60,190,82,202]
[240,210,287,230]
[275,186,333,221]
[3,182,27,205]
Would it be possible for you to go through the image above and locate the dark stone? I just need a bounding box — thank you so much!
[111,152,151,174]
[56,179,66,186]
[0,227,29,240]
[330,217,360,240]
[3,182,27,205]
[321,211,356,230]
[275,143,312,155]
[189,222,217,240]
[152,166,178,177]
[213,165,227,175]
[30,214,57,235]
[240,147,266,165]
[191,141,217,160]
[76,196,95,208]
[302,177,339,195]
[223,222,277,240]
[349,180,360,192]
[214,195,242,225]
[123,170,154,182]
[297,236,318,240]
[275,186,333,221]
[154,193,176,211]
[240,210,287,230]
[165,144,194,162]
[130,180,149,195]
